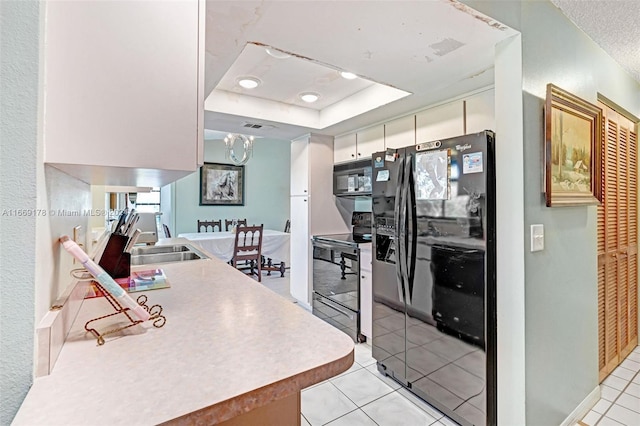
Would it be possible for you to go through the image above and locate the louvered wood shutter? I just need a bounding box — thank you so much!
[597,103,639,381]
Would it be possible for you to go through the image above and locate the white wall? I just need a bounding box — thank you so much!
[160,183,174,236]
[173,138,291,234]
[494,33,526,425]
[36,167,91,318]
[1,2,92,423]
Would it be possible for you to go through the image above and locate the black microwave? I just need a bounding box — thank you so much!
[333,159,372,197]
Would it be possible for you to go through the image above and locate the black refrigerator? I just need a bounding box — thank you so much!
[371,130,496,426]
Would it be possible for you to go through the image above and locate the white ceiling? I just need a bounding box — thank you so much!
[203,1,639,142]
[208,42,411,131]
[204,1,517,140]
[215,43,378,111]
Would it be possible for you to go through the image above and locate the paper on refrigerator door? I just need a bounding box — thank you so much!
[415,150,449,200]
[462,152,483,174]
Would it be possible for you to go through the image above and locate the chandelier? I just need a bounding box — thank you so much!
[224,133,254,166]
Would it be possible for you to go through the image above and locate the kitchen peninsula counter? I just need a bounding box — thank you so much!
[13,253,354,425]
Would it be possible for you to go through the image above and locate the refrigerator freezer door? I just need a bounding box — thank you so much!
[373,132,496,426]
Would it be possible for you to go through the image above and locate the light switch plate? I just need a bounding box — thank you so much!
[531,224,544,252]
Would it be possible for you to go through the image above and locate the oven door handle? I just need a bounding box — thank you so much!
[314,295,355,319]
[312,240,354,252]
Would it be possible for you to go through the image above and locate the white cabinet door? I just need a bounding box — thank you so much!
[416,101,464,144]
[385,115,415,149]
[465,89,495,134]
[43,0,203,184]
[334,133,357,164]
[290,196,310,305]
[357,125,384,159]
[360,243,373,339]
[290,138,309,196]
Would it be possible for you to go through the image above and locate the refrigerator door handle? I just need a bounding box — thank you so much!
[400,158,411,305]
[405,154,417,304]
[394,156,406,303]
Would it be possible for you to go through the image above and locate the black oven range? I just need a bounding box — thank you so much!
[311,212,372,343]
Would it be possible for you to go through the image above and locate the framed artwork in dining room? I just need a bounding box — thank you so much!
[544,83,603,207]
[200,162,245,206]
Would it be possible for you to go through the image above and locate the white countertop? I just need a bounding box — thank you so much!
[13,248,354,425]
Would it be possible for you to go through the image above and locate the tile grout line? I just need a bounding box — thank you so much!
[595,365,640,424]
[359,365,446,424]
[317,354,444,426]
[323,363,396,425]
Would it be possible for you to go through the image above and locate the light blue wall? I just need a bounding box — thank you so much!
[0,2,39,422]
[463,1,640,424]
[173,138,291,234]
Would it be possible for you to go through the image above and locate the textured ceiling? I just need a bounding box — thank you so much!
[550,0,640,83]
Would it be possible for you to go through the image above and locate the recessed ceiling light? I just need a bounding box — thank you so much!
[299,92,320,103]
[340,71,358,80]
[265,47,291,59]
[237,77,261,89]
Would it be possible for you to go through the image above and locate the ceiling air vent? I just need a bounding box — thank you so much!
[242,122,263,129]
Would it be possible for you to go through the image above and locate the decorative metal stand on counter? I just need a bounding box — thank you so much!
[84,281,166,345]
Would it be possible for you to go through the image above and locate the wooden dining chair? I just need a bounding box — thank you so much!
[197,220,222,233]
[225,218,247,231]
[231,224,263,282]
[263,219,290,277]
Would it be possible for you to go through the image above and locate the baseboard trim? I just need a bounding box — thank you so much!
[560,385,600,426]
[296,300,312,311]
[35,279,88,377]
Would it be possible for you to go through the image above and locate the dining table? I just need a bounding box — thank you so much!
[178,229,290,276]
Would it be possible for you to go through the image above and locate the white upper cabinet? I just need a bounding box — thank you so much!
[333,133,358,164]
[42,0,204,186]
[385,115,415,149]
[291,138,310,196]
[416,101,464,144]
[465,89,495,134]
[333,125,384,164]
[332,88,494,163]
[356,125,385,159]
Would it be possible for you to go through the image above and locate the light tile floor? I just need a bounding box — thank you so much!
[301,343,455,426]
[261,273,460,425]
[261,273,640,426]
[581,346,640,426]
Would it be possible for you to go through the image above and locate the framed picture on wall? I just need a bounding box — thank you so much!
[544,84,603,207]
[199,162,245,206]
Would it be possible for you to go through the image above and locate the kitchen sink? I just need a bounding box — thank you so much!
[130,244,193,255]
[130,244,209,265]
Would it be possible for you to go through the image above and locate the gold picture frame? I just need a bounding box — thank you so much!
[544,84,602,207]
